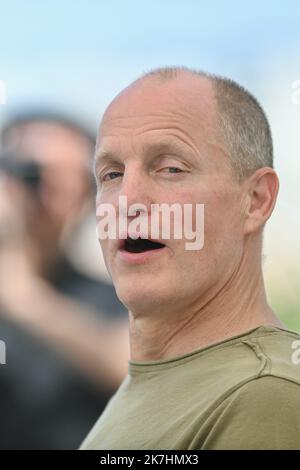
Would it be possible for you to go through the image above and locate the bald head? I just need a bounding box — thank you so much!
[101,68,216,140]
[100,66,273,182]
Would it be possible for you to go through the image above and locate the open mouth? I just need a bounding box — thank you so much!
[122,237,165,253]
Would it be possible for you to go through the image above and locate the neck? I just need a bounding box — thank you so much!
[128,251,284,362]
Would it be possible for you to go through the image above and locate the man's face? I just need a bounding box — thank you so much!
[95,75,246,317]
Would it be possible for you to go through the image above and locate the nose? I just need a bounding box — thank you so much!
[116,163,152,218]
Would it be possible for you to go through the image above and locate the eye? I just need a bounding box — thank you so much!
[102,171,123,182]
[159,166,185,175]
[165,167,184,173]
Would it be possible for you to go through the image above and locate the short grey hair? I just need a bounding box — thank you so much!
[140,66,273,181]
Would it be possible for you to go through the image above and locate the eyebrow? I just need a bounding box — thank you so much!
[93,149,120,175]
[93,137,196,174]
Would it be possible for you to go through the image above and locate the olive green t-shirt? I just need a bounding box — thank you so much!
[80,325,300,450]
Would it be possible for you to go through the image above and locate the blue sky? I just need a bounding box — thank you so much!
[1,0,299,126]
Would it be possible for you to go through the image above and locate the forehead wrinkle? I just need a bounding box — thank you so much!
[137,129,201,160]
[100,116,207,154]
[95,130,200,171]
[93,149,121,176]
[95,123,216,178]
[100,105,217,161]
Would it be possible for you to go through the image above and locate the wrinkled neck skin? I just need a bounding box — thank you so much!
[128,235,283,362]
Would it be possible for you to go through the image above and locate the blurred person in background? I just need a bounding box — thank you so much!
[0,111,129,449]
